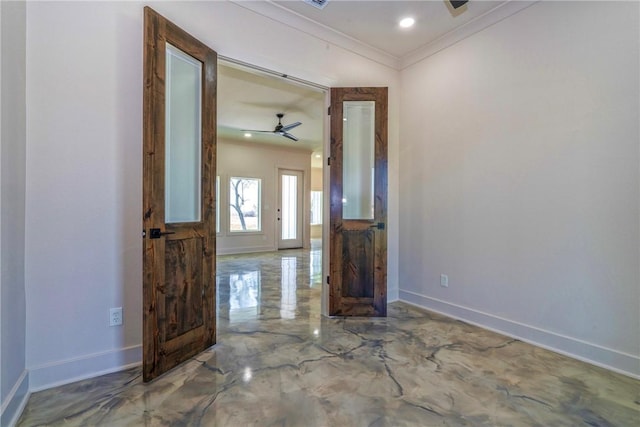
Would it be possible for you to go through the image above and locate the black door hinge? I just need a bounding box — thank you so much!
[327,106,331,115]
[327,157,331,166]
[326,275,330,284]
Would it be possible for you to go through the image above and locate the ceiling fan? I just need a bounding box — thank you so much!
[242,113,302,141]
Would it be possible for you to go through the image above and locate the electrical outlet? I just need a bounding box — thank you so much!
[440,274,449,288]
[110,307,123,326]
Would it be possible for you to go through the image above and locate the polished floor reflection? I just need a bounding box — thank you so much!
[18,244,640,426]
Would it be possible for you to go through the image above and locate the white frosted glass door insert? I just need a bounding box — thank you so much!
[342,101,375,220]
[165,43,202,223]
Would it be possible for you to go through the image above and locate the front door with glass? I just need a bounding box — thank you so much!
[278,169,304,249]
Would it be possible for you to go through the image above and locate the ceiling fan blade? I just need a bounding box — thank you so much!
[280,121,302,132]
[281,132,299,141]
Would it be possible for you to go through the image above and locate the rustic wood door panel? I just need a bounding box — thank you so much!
[143,7,217,382]
[329,87,388,317]
[341,229,374,298]
[163,238,204,340]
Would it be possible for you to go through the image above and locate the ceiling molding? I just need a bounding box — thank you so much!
[229,0,401,69]
[400,0,540,70]
[229,0,540,72]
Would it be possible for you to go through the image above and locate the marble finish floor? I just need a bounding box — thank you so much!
[18,245,640,426]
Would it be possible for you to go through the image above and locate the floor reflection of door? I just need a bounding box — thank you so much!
[280,257,297,319]
[229,270,261,323]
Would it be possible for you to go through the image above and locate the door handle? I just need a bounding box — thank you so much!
[149,228,176,239]
[369,222,385,230]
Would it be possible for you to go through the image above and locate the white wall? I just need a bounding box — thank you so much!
[217,139,311,254]
[399,1,639,376]
[24,0,400,390]
[0,0,29,424]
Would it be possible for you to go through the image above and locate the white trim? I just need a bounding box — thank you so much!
[216,245,276,256]
[387,288,399,303]
[399,290,640,379]
[28,345,142,392]
[321,90,331,318]
[400,0,539,69]
[229,0,400,70]
[0,369,29,427]
[0,0,4,418]
[219,56,329,92]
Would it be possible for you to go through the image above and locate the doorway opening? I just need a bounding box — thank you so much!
[216,58,327,326]
[142,9,387,384]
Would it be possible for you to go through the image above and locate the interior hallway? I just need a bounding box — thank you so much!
[17,245,639,426]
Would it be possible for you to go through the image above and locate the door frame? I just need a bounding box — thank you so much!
[321,90,331,317]
[217,57,330,298]
[215,58,386,317]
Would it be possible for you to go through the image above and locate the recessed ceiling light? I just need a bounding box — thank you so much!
[399,17,415,28]
[315,154,321,158]
[244,133,252,138]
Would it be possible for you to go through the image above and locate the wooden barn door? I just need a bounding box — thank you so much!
[329,87,388,316]
[142,7,217,381]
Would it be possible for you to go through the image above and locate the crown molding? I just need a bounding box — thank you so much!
[229,0,539,72]
[400,0,540,69]
[228,0,401,70]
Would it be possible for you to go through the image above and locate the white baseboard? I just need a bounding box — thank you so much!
[28,345,142,392]
[216,245,275,256]
[387,286,399,303]
[1,369,29,427]
[399,290,640,379]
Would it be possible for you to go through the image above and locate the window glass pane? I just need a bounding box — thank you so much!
[229,177,261,232]
[281,174,297,240]
[310,191,322,225]
[165,43,202,223]
[342,101,375,220]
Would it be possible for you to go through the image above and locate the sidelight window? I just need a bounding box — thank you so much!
[310,191,322,225]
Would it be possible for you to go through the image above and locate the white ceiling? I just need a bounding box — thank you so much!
[218,0,528,165]
[218,62,325,160]
[271,0,507,58]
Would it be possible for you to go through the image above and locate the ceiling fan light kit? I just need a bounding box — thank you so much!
[242,113,302,142]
